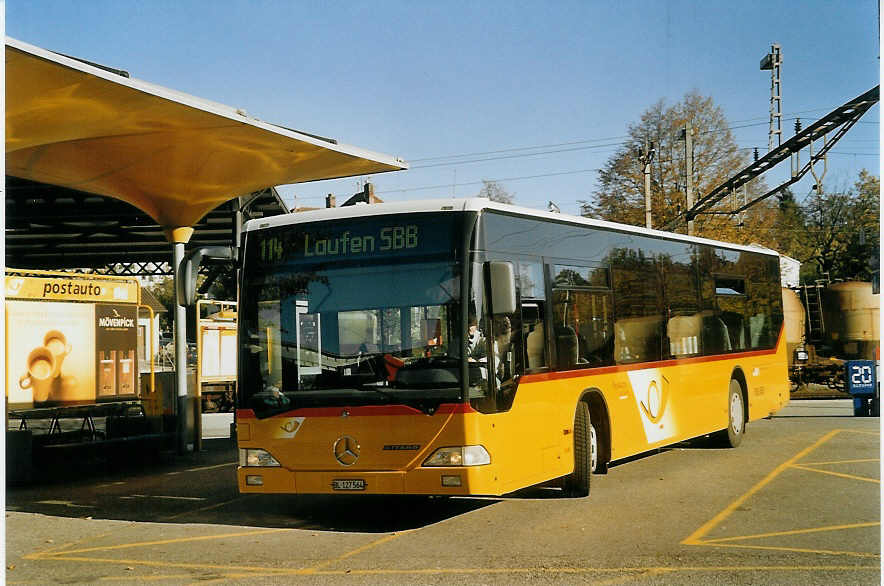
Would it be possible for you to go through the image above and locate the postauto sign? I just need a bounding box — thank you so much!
[5,274,138,303]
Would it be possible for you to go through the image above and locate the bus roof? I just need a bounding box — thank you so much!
[244,198,781,258]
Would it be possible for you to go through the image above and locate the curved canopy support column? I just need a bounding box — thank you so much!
[165,227,195,453]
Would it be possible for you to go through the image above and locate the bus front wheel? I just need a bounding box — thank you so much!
[564,402,591,497]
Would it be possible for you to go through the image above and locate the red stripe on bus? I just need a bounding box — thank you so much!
[236,402,475,420]
[520,324,785,384]
[437,403,476,414]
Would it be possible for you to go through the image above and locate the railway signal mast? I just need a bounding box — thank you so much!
[665,42,878,233]
[760,44,783,152]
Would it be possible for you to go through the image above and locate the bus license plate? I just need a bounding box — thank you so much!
[332,479,365,491]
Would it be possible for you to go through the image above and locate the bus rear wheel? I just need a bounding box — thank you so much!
[564,402,591,497]
[719,379,745,448]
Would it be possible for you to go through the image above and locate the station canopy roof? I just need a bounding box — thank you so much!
[6,177,287,274]
[5,37,407,273]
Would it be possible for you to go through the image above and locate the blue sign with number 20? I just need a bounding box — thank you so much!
[846,360,877,396]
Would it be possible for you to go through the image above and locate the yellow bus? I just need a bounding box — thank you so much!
[236,199,788,497]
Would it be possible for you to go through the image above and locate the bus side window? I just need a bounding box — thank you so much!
[552,290,576,369]
[700,310,731,353]
[552,289,613,369]
[615,316,663,363]
[581,292,614,366]
[612,253,662,364]
[714,276,747,351]
[660,250,701,358]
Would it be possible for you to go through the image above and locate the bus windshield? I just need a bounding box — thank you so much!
[239,214,467,417]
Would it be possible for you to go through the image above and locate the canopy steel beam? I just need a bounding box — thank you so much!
[5,177,287,274]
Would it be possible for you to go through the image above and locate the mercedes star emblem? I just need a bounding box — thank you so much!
[333,435,360,466]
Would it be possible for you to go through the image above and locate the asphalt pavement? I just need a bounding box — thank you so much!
[5,398,880,585]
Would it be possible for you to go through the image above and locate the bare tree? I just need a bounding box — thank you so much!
[476,180,514,204]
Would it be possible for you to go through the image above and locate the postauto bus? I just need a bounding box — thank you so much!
[235,198,788,497]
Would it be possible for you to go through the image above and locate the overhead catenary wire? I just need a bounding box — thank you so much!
[284,101,876,207]
[376,167,602,195]
[405,111,877,171]
[283,166,603,203]
[408,135,631,163]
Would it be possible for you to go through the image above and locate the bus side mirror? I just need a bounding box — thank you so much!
[176,246,237,306]
[487,261,516,316]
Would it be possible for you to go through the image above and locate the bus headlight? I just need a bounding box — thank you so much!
[423,446,490,467]
[239,448,281,467]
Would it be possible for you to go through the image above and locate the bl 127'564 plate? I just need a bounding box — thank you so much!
[331,479,365,491]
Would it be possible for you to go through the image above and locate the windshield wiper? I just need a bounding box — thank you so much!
[350,383,399,403]
[350,384,447,415]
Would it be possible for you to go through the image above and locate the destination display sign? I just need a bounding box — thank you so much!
[251,214,460,266]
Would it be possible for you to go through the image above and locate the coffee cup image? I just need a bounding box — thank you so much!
[43,330,71,378]
[54,374,80,402]
[20,346,57,403]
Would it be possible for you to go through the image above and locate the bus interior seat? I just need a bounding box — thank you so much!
[700,312,732,353]
[614,317,662,362]
[718,311,746,350]
[749,313,769,347]
[667,314,701,356]
[555,325,578,367]
[395,363,459,386]
[526,325,545,369]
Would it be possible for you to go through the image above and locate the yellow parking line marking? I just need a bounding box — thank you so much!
[790,464,880,483]
[165,463,236,476]
[683,428,880,559]
[23,518,406,578]
[217,568,644,580]
[161,495,249,521]
[588,569,669,585]
[79,564,883,581]
[187,577,238,586]
[682,429,841,545]
[123,494,206,501]
[99,574,197,582]
[701,521,880,544]
[800,458,879,466]
[26,527,290,558]
[25,555,302,575]
[215,565,881,576]
[21,533,884,580]
[692,542,880,559]
[300,532,406,574]
[28,525,137,557]
[35,500,94,508]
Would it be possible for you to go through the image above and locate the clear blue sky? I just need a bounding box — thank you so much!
[7,1,880,214]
